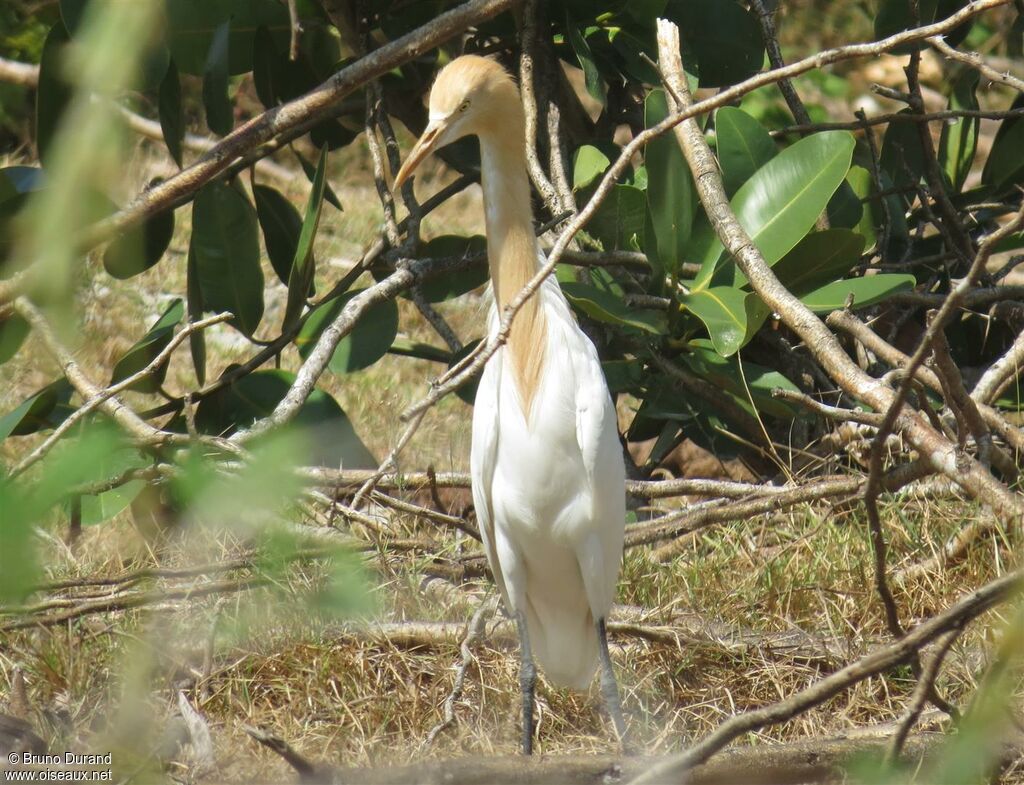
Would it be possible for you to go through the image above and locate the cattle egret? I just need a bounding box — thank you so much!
[394,55,627,754]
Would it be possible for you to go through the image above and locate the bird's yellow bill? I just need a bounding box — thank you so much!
[394,120,444,190]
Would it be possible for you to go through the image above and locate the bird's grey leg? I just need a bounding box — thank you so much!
[515,610,537,755]
[597,617,628,749]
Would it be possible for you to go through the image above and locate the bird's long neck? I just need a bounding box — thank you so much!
[479,120,547,418]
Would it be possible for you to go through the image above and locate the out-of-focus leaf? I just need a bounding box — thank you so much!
[880,110,925,205]
[561,282,665,334]
[187,246,206,385]
[103,204,175,279]
[982,94,1024,194]
[253,185,302,287]
[0,314,30,365]
[285,145,327,329]
[79,445,148,525]
[680,287,769,356]
[567,23,606,105]
[700,131,856,287]
[667,0,764,87]
[190,181,264,336]
[770,230,866,295]
[715,106,776,196]
[166,0,290,75]
[589,184,647,252]
[36,21,72,165]
[413,235,488,303]
[295,149,342,211]
[0,167,45,207]
[202,20,232,136]
[938,70,980,193]
[196,368,376,467]
[159,59,185,167]
[800,273,915,312]
[295,289,399,374]
[573,145,611,190]
[109,299,184,392]
[646,90,696,278]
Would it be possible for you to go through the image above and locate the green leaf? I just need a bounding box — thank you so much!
[295,289,399,374]
[573,145,611,190]
[982,94,1024,194]
[158,59,185,167]
[79,446,147,526]
[295,149,342,211]
[567,23,606,105]
[187,246,207,386]
[285,145,327,329]
[0,393,41,444]
[109,299,185,393]
[103,204,175,279]
[800,273,915,313]
[0,313,30,365]
[253,185,302,286]
[36,21,72,165]
[683,340,801,418]
[715,106,777,196]
[561,282,665,334]
[938,70,980,193]
[880,110,925,205]
[252,25,278,107]
[699,131,856,288]
[190,181,264,336]
[202,20,232,136]
[413,235,488,303]
[645,90,696,278]
[680,287,768,356]
[588,184,647,253]
[0,379,74,438]
[166,0,291,76]
[667,0,765,87]
[875,0,972,51]
[195,369,376,467]
[770,230,866,296]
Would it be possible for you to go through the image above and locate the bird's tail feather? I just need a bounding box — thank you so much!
[526,600,598,690]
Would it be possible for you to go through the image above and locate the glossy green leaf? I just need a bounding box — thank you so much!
[567,23,605,105]
[0,313,30,365]
[645,90,696,277]
[158,59,185,167]
[875,0,972,51]
[202,20,232,136]
[103,205,175,279]
[828,166,873,249]
[186,246,206,385]
[667,0,764,87]
[285,145,327,329]
[253,184,303,286]
[295,149,342,211]
[561,282,665,334]
[0,379,74,438]
[109,299,184,392]
[79,446,147,526]
[190,181,264,336]
[800,273,915,313]
[195,369,376,467]
[715,106,777,196]
[880,110,925,205]
[36,22,72,165]
[414,235,488,303]
[770,230,866,295]
[982,94,1024,194]
[166,0,290,76]
[680,287,768,356]
[700,131,856,287]
[938,70,980,193]
[296,289,399,374]
[573,145,611,190]
[588,184,647,253]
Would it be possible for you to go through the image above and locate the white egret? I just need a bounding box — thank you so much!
[394,55,627,754]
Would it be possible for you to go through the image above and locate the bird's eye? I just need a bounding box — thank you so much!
[459,100,470,113]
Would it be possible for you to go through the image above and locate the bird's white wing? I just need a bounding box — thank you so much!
[469,348,511,611]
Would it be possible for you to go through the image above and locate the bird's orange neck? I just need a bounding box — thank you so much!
[479,122,547,420]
